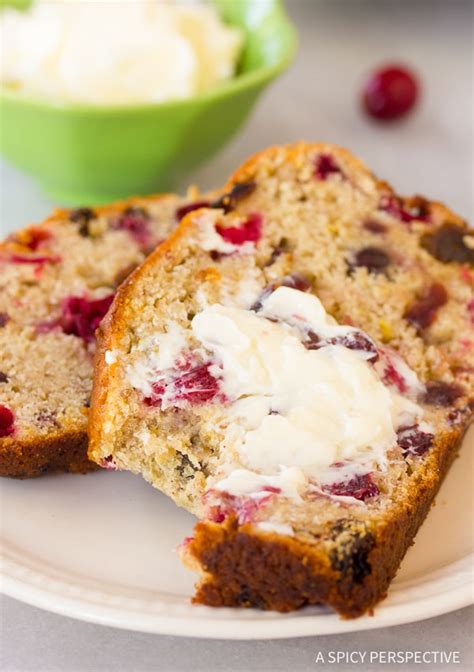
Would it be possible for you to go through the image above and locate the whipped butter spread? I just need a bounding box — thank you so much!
[192,287,421,493]
[1,0,243,104]
[125,285,428,504]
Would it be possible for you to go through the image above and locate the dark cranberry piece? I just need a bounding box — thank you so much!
[308,330,379,362]
[251,273,312,311]
[280,273,312,293]
[421,223,474,265]
[397,424,434,457]
[304,331,321,348]
[352,246,390,273]
[422,381,464,407]
[265,238,291,267]
[216,212,262,245]
[70,207,96,225]
[0,372,9,383]
[322,473,379,501]
[0,404,15,438]
[363,220,387,234]
[175,200,211,221]
[404,283,448,331]
[447,403,473,425]
[406,196,431,221]
[211,181,257,213]
[0,313,9,328]
[60,294,114,343]
[99,455,118,471]
[113,207,151,248]
[314,154,343,180]
[362,65,419,121]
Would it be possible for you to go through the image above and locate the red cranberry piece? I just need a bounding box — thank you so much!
[421,223,474,265]
[205,489,275,525]
[216,212,262,245]
[314,154,343,180]
[0,313,9,328]
[352,246,390,273]
[382,362,408,394]
[146,361,222,407]
[308,330,379,362]
[362,65,419,121]
[422,381,464,407]
[172,364,221,404]
[175,200,211,221]
[61,294,114,343]
[113,207,151,248]
[363,220,387,234]
[468,300,474,325]
[397,424,434,456]
[251,273,312,311]
[211,181,257,213]
[379,195,414,224]
[144,382,166,405]
[322,473,379,501]
[21,228,52,251]
[404,283,448,331]
[0,404,15,438]
[9,254,60,265]
[0,372,9,383]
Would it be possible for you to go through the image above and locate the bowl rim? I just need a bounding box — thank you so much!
[0,1,297,115]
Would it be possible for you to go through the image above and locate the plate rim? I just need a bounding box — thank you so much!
[2,546,473,639]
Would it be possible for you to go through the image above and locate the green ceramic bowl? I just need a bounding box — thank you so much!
[0,0,296,205]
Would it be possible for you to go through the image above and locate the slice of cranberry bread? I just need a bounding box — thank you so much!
[90,143,473,617]
[0,190,215,478]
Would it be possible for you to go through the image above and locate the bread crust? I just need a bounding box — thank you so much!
[1,192,180,478]
[0,431,95,479]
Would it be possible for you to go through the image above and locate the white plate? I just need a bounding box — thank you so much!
[1,427,473,639]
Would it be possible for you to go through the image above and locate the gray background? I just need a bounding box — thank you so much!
[1,1,473,670]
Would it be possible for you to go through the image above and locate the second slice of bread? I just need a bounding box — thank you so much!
[0,191,210,477]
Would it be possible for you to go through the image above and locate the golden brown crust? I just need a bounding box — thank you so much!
[89,209,207,458]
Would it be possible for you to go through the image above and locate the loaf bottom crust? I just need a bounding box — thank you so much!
[0,432,96,478]
[184,431,462,617]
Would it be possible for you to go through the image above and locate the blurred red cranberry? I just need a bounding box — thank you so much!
[362,65,420,121]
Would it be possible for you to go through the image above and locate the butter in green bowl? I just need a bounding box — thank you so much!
[0,0,297,205]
